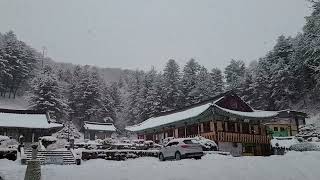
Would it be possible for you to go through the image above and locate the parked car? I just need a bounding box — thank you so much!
[159,138,203,161]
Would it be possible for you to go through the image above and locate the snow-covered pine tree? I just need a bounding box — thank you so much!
[301,1,320,100]
[210,68,224,95]
[268,35,294,109]
[100,85,116,123]
[250,57,273,110]
[224,59,246,90]
[0,31,37,98]
[162,59,182,110]
[28,65,69,122]
[181,59,200,106]
[123,70,145,124]
[68,65,84,124]
[141,68,164,119]
[109,82,122,112]
[0,33,8,95]
[191,66,212,102]
[238,61,256,104]
[81,69,105,123]
[147,73,165,117]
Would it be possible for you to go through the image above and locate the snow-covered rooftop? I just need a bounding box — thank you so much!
[212,104,280,118]
[126,102,212,132]
[0,112,63,129]
[84,121,116,132]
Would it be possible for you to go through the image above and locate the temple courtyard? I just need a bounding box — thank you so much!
[1,151,320,180]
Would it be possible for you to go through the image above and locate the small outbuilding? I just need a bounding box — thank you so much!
[83,121,116,140]
[0,108,63,143]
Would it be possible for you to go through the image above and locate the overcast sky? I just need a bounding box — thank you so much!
[0,0,312,71]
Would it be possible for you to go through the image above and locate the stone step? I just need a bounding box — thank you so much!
[23,150,76,165]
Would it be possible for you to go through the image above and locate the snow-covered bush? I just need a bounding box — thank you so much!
[271,137,299,149]
[39,136,58,142]
[296,124,320,140]
[39,136,58,148]
[94,139,103,144]
[0,135,10,142]
[0,138,18,149]
[103,138,118,145]
[289,142,320,151]
[47,138,68,150]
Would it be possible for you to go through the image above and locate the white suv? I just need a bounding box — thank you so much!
[159,138,203,161]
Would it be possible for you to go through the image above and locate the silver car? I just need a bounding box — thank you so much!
[159,138,203,161]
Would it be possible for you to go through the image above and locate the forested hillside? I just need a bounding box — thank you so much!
[1,1,320,130]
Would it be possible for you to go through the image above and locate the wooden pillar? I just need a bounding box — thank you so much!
[294,117,299,133]
[184,125,187,137]
[224,122,228,132]
[161,127,165,140]
[254,125,259,135]
[197,123,200,135]
[235,123,238,133]
[210,121,214,132]
[217,121,223,132]
[289,125,292,136]
[239,123,243,133]
[200,123,204,133]
[174,128,178,138]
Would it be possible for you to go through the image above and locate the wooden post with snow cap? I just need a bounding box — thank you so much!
[24,143,41,180]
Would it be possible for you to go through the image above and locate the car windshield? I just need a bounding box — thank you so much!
[0,1,318,180]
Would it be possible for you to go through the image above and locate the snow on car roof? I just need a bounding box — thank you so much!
[83,121,116,131]
[125,102,212,132]
[0,111,63,129]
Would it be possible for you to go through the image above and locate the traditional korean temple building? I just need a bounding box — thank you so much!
[0,108,63,143]
[263,110,307,137]
[125,92,307,156]
[83,121,116,140]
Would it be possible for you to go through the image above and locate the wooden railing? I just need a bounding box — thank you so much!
[200,132,217,141]
[200,132,271,144]
[186,134,198,138]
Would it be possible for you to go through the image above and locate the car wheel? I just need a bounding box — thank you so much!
[175,152,181,160]
[159,153,165,161]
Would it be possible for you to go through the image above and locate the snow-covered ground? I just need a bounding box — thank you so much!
[1,152,320,180]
